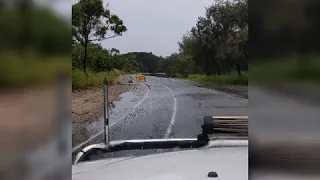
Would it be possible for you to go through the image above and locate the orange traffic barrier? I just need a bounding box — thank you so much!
[136,75,146,82]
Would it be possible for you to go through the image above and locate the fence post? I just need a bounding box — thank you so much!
[103,79,109,144]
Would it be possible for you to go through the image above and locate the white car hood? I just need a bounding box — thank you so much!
[72,140,248,180]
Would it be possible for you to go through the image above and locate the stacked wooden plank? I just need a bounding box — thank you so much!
[211,116,248,136]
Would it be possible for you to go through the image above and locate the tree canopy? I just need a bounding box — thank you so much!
[161,0,248,77]
[72,0,127,74]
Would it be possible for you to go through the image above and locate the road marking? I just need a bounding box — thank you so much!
[157,82,177,139]
[72,81,150,153]
[111,82,150,127]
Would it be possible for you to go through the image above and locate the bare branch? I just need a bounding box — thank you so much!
[104,34,120,39]
[89,34,120,42]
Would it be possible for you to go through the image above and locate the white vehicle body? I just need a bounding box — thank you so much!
[72,139,248,180]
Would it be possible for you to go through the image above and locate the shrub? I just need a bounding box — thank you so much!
[185,71,248,86]
[72,69,87,90]
[0,52,70,88]
[72,69,121,90]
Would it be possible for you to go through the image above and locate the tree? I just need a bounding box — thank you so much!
[120,52,161,73]
[72,0,127,74]
[174,0,248,76]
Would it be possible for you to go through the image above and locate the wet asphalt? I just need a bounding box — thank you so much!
[105,79,319,141]
[109,76,248,141]
[76,76,248,160]
[249,85,320,140]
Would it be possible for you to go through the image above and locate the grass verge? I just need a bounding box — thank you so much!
[72,69,122,90]
[250,54,320,89]
[0,52,70,88]
[0,52,130,90]
[182,71,248,90]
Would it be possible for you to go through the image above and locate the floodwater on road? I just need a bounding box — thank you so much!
[86,84,148,137]
[72,76,248,161]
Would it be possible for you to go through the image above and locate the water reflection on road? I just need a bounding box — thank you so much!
[85,83,148,139]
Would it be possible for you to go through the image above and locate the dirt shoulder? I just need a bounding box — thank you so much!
[0,85,71,174]
[72,75,132,146]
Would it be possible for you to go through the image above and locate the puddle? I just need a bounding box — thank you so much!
[85,84,148,138]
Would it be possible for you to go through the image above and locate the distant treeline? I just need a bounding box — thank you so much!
[72,42,162,74]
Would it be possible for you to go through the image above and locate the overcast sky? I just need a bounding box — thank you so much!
[55,0,214,56]
[36,0,71,17]
[103,0,213,56]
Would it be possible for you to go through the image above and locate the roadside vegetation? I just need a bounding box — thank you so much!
[249,0,320,90]
[72,69,120,90]
[0,52,70,88]
[250,54,320,89]
[158,0,248,88]
[72,0,127,90]
[0,3,70,89]
[72,0,164,90]
[71,0,249,90]
[182,72,248,89]
[2,0,249,90]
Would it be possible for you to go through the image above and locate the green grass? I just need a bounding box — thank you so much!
[72,68,122,90]
[0,52,70,88]
[0,51,129,90]
[183,71,248,89]
[250,54,320,89]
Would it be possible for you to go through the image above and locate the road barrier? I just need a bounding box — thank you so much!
[136,74,146,82]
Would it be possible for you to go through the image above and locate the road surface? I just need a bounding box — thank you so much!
[249,85,320,140]
[72,76,247,160]
[73,76,320,169]
[110,76,248,140]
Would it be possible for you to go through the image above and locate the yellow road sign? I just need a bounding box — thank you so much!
[136,74,146,82]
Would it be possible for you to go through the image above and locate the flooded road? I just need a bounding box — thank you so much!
[86,84,148,138]
[72,76,248,159]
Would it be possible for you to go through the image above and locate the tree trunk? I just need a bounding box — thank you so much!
[237,64,242,77]
[83,42,88,75]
